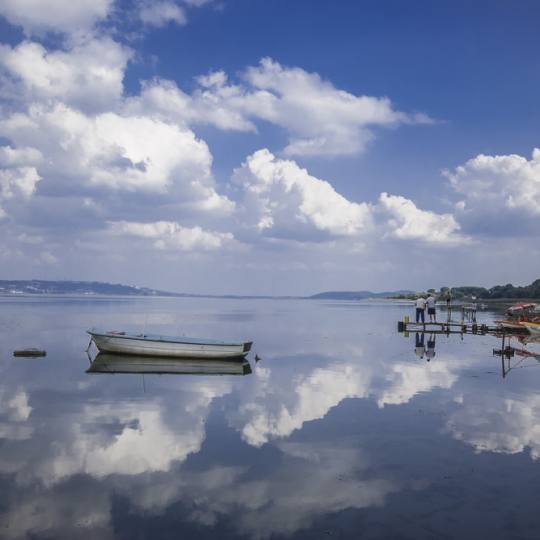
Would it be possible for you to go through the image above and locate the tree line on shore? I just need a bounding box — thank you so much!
[392,279,540,301]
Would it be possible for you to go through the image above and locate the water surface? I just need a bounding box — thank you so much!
[1,296,539,539]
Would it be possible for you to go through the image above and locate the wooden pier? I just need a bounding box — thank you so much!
[397,318,527,337]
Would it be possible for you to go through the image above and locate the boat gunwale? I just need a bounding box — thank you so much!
[87,329,251,348]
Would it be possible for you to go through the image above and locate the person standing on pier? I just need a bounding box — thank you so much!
[445,289,452,321]
[415,296,427,323]
[426,293,436,322]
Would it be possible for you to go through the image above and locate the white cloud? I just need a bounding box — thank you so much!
[0,166,40,199]
[129,76,258,131]
[227,338,467,449]
[233,149,373,240]
[378,192,469,245]
[0,103,231,212]
[0,13,456,285]
[447,394,540,460]
[3,389,32,422]
[66,404,202,478]
[376,361,458,407]
[0,38,132,113]
[234,363,370,447]
[0,145,42,167]
[9,378,234,487]
[0,165,40,218]
[130,58,432,157]
[0,0,113,35]
[244,58,426,156]
[446,148,540,219]
[0,388,33,440]
[139,1,187,26]
[110,221,235,251]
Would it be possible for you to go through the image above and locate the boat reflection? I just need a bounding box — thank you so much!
[87,352,252,376]
[492,334,540,378]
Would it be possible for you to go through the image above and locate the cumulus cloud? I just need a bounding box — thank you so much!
[0,166,40,199]
[128,75,260,131]
[0,165,40,219]
[131,58,432,157]
[0,102,230,209]
[0,388,33,440]
[0,4,461,282]
[0,377,233,486]
[228,350,466,448]
[232,363,370,447]
[0,20,238,262]
[228,151,470,248]
[447,149,540,215]
[232,149,373,241]
[376,361,458,407]
[447,394,540,460]
[110,221,235,251]
[445,149,540,236]
[0,0,113,35]
[243,58,431,156]
[0,145,42,167]
[0,38,132,113]
[379,192,470,245]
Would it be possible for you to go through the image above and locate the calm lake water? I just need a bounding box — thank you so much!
[1,296,540,539]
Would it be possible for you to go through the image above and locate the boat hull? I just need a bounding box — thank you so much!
[495,320,528,331]
[88,331,252,359]
[522,323,540,336]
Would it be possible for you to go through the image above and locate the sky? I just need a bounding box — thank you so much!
[0,0,539,295]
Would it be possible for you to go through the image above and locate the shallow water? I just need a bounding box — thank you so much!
[1,296,539,539]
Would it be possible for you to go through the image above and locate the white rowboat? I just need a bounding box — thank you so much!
[87,328,252,358]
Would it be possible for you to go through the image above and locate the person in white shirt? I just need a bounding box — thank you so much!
[415,296,426,323]
[426,294,436,322]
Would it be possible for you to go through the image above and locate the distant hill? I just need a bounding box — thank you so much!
[0,280,175,296]
[0,280,300,299]
[309,290,414,300]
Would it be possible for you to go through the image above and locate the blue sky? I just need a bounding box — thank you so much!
[0,0,539,295]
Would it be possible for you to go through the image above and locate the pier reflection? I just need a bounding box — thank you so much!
[492,335,540,378]
[408,326,540,378]
[87,353,252,376]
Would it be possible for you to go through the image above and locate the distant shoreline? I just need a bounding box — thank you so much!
[1,279,539,302]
